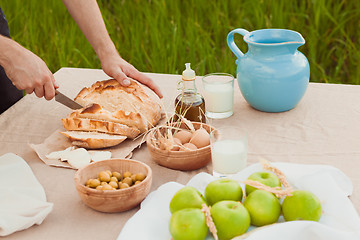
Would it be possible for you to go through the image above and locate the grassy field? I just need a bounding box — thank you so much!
[2,0,359,85]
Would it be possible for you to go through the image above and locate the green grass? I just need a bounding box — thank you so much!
[2,0,359,84]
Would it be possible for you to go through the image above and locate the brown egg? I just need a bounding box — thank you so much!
[189,128,210,148]
[180,142,198,151]
[170,137,182,151]
[173,130,192,144]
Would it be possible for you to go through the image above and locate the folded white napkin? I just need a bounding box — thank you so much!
[0,153,53,236]
[118,162,360,240]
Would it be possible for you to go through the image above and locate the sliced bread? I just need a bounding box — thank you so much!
[67,103,147,133]
[60,131,127,149]
[61,115,140,139]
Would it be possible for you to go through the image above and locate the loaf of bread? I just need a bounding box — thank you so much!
[61,78,162,149]
[74,79,162,132]
[60,131,127,149]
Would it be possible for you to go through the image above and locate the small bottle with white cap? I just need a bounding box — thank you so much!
[174,63,206,123]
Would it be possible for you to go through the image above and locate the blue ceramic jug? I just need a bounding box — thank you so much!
[227,28,310,112]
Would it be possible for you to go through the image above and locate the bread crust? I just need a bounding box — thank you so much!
[61,117,140,139]
[60,131,127,149]
[74,79,162,132]
[69,103,147,133]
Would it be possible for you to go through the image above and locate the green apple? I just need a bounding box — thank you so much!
[245,171,281,196]
[282,190,322,221]
[243,189,281,226]
[169,208,208,240]
[169,186,207,214]
[204,178,243,206]
[210,200,250,240]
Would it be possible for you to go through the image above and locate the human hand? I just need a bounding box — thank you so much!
[0,38,58,100]
[100,54,163,98]
[61,0,162,98]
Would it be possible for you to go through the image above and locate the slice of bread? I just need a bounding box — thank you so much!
[60,131,127,149]
[74,79,162,132]
[61,116,140,139]
[67,103,147,133]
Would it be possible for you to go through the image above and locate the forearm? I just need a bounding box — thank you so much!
[0,35,20,68]
[0,35,56,99]
[61,0,118,61]
[62,0,163,98]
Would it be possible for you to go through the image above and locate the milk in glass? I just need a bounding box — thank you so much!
[211,139,247,176]
[202,73,234,119]
[203,83,233,113]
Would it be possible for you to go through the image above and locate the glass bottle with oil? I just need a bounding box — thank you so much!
[174,63,206,123]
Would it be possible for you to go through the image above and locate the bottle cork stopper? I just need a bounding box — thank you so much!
[182,63,196,81]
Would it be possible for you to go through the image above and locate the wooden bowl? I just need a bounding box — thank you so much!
[146,122,215,171]
[74,158,152,213]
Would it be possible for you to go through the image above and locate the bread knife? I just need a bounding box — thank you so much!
[55,89,83,110]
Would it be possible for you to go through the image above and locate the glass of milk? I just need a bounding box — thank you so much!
[202,73,234,119]
[210,126,247,177]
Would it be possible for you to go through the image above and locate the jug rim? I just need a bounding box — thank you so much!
[244,28,305,46]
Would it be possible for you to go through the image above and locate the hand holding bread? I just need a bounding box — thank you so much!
[100,54,163,99]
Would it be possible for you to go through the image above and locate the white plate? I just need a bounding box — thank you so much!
[118,162,360,240]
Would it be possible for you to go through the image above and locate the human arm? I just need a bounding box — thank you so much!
[0,35,58,100]
[61,0,163,98]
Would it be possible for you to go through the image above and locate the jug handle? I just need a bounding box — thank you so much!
[227,28,249,59]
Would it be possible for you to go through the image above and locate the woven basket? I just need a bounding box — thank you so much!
[146,122,215,171]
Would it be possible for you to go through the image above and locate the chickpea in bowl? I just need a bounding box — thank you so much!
[74,158,152,213]
[85,170,147,190]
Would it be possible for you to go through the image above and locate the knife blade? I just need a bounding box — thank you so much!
[55,90,83,110]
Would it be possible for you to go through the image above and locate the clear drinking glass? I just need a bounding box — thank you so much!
[202,73,235,119]
[210,126,248,177]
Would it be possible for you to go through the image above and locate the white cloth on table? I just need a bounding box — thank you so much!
[118,162,360,240]
[0,153,53,236]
